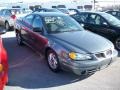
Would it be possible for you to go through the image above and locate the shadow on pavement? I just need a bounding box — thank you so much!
[2,36,92,89]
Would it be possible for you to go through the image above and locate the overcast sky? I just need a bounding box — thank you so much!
[0,0,120,7]
[0,0,120,3]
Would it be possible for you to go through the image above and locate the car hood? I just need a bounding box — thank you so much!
[48,31,113,53]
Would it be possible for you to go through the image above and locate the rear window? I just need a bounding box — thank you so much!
[10,9,31,15]
[10,9,21,14]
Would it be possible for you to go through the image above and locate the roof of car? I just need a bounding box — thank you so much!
[80,11,108,15]
[105,10,120,12]
[32,12,68,17]
[2,8,21,10]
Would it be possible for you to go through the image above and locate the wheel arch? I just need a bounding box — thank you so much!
[45,47,57,58]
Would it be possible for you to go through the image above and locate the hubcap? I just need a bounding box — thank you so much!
[116,38,120,50]
[48,53,58,69]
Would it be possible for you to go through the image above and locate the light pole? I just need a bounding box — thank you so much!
[114,0,115,9]
[93,0,96,10]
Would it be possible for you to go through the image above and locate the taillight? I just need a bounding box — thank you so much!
[11,15,16,20]
[0,64,3,73]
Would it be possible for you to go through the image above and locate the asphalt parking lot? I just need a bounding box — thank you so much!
[1,31,120,90]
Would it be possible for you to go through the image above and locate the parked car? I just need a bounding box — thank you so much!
[68,9,81,15]
[71,11,120,50]
[15,12,117,75]
[0,28,8,90]
[33,8,61,13]
[106,10,120,20]
[0,8,32,31]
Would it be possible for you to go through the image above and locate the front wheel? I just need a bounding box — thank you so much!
[47,50,60,72]
[115,37,120,50]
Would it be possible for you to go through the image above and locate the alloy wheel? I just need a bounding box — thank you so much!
[48,52,58,70]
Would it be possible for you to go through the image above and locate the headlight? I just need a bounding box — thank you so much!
[111,45,115,51]
[69,52,92,60]
[0,64,3,73]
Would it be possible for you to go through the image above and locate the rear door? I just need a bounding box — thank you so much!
[30,15,48,51]
[21,14,34,45]
[31,15,48,51]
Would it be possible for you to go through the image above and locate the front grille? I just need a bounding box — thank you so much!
[95,53,105,58]
[81,68,98,75]
[87,68,97,75]
[95,49,112,59]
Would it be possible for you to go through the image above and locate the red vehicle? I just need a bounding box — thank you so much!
[0,29,8,90]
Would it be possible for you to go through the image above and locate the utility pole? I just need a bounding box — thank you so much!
[114,0,115,10]
[93,0,96,10]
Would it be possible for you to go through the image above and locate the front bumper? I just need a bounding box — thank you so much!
[60,50,118,75]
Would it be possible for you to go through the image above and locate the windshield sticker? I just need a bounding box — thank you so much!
[45,17,64,25]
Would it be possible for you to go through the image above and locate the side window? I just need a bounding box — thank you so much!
[32,15,42,28]
[24,15,34,25]
[100,17,108,26]
[118,12,120,17]
[88,14,96,24]
[117,12,120,19]
[111,11,117,16]
[72,13,88,22]
[107,11,111,14]
[95,15,101,25]
[94,15,108,26]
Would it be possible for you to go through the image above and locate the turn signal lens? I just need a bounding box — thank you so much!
[69,52,76,60]
[0,64,3,72]
[69,52,92,60]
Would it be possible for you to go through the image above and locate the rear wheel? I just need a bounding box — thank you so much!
[16,32,24,45]
[47,50,60,72]
[115,37,120,50]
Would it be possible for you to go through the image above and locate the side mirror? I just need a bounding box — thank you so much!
[0,29,6,35]
[33,27,42,32]
[102,22,108,26]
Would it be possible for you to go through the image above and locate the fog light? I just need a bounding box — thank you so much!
[0,64,3,72]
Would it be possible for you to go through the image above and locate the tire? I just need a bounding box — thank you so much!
[115,37,120,50]
[16,32,24,45]
[47,50,60,72]
[5,22,10,31]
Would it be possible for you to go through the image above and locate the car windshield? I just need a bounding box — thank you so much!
[101,13,120,26]
[58,9,69,14]
[44,16,84,33]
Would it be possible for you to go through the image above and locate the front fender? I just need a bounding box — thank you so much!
[44,40,69,60]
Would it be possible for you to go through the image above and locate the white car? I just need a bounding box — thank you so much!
[0,8,32,31]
